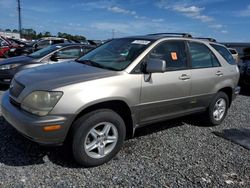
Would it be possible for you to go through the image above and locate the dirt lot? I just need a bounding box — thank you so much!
[0,89,250,187]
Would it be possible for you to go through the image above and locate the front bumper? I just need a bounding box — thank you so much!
[1,91,75,145]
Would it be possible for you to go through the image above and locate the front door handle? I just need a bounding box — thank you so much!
[216,71,223,77]
[179,74,191,80]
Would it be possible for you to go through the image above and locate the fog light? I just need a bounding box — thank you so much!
[43,125,61,132]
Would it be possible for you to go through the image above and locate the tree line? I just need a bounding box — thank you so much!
[0,28,86,41]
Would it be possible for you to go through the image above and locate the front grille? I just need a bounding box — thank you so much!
[9,97,21,108]
[9,79,25,98]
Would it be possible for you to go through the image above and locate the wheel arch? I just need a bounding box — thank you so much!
[218,87,233,106]
[68,100,135,141]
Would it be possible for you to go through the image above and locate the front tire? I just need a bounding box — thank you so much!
[72,109,126,167]
[205,92,229,126]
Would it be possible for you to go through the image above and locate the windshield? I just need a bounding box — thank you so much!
[28,45,62,58]
[77,38,152,71]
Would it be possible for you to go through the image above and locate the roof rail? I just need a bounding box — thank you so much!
[195,37,217,42]
[147,33,192,38]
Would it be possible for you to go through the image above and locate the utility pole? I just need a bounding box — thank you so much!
[17,0,22,38]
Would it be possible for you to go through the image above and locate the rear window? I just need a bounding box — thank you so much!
[211,44,236,65]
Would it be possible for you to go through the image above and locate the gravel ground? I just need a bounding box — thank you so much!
[0,89,250,187]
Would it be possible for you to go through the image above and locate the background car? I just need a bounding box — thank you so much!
[239,49,250,86]
[7,37,77,57]
[0,36,20,58]
[223,43,250,87]
[0,43,94,85]
[228,48,240,64]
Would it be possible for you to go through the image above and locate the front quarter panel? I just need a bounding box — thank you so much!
[50,73,142,115]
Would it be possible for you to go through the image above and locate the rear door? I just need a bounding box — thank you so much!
[139,40,192,124]
[188,41,221,109]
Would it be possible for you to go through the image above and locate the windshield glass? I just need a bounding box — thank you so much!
[28,45,62,58]
[77,38,152,71]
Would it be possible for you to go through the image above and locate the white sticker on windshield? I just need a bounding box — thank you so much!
[132,40,151,45]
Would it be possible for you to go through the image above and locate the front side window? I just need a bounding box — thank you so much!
[77,38,153,71]
[53,40,64,44]
[83,47,93,54]
[189,42,220,68]
[57,47,81,58]
[36,40,50,49]
[211,44,236,65]
[148,41,188,70]
[28,45,62,58]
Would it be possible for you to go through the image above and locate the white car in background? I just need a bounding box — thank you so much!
[228,48,240,64]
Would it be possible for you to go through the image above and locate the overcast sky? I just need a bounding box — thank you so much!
[0,0,250,41]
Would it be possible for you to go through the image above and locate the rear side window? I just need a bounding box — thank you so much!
[211,44,236,65]
[188,42,220,68]
[149,41,188,70]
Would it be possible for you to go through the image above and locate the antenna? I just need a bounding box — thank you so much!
[17,0,22,38]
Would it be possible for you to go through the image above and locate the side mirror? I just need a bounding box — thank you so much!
[50,53,59,61]
[146,58,166,73]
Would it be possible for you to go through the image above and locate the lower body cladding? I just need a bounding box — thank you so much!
[1,92,75,145]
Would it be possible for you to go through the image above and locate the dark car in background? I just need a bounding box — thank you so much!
[223,42,250,87]
[0,43,94,85]
[228,48,240,64]
[8,37,76,57]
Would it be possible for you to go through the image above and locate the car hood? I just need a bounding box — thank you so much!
[15,61,119,90]
[0,55,35,65]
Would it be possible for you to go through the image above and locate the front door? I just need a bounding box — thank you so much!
[139,40,192,124]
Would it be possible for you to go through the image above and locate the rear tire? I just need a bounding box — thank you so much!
[72,109,126,167]
[205,92,229,126]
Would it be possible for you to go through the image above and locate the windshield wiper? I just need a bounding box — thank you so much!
[75,59,118,71]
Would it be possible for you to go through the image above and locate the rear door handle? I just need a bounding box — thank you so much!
[216,71,223,77]
[179,74,191,80]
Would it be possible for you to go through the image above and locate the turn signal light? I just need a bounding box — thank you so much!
[43,125,62,132]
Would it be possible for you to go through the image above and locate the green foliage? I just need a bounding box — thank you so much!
[17,28,86,41]
[12,29,19,33]
[58,32,86,41]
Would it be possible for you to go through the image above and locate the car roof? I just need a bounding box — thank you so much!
[119,33,222,45]
[50,43,88,47]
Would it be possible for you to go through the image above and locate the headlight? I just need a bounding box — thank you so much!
[21,91,63,116]
[0,64,20,70]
